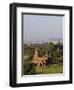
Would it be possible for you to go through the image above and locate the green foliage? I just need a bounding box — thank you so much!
[39,48,46,56]
[48,42,55,52]
[35,64,63,74]
[48,42,63,64]
[24,63,37,75]
[23,42,63,75]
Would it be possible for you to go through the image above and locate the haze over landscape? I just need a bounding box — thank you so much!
[23,14,63,44]
[23,14,63,75]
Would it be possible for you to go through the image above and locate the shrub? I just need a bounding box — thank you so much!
[23,63,37,75]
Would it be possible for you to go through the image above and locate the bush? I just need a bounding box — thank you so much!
[23,63,37,75]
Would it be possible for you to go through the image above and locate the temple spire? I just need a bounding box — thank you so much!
[45,51,48,57]
[34,47,38,56]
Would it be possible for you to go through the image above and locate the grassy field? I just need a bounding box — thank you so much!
[35,64,63,74]
[23,63,63,75]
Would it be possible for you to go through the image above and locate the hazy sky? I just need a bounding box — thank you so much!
[23,14,63,44]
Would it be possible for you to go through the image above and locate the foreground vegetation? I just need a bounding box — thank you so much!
[23,63,63,75]
[23,42,63,75]
[35,64,63,74]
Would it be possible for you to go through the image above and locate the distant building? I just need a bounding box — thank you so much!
[27,42,32,46]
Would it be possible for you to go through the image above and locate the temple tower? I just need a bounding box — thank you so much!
[32,47,39,62]
[45,51,48,57]
[34,47,38,57]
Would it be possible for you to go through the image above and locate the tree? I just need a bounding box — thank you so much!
[24,63,37,75]
[48,42,55,52]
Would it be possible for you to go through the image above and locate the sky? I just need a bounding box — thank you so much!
[23,14,64,44]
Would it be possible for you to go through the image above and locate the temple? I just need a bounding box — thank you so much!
[32,47,48,67]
